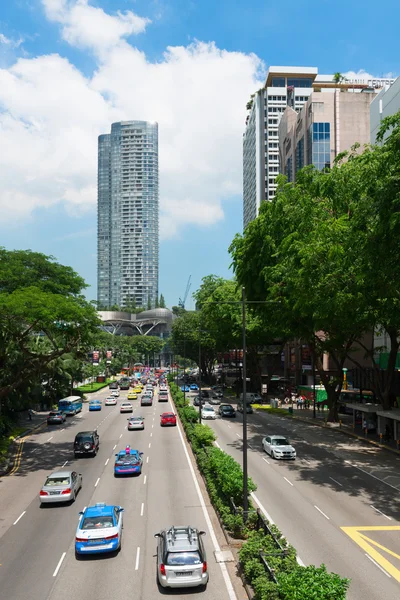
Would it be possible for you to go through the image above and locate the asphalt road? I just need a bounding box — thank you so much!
[199,397,400,600]
[0,387,242,600]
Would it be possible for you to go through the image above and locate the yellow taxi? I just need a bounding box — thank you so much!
[127,391,137,400]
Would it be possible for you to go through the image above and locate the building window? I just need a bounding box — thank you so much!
[271,77,285,87]
[308,122,331,171]
[287,77,313,88]
[295,136,304,172]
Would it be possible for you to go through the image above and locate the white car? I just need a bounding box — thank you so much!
[201,405,216,420]
[262,435,296,460]
[120,402,133,413]
[127,416,145,430]
[105,397,117,406]
[111,390,120,397]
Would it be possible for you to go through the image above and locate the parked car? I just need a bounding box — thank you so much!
[40,470,82,504]
[74,431,99,457]
[262,435,296,460]
[154,526,208,589]
[47,410,67,425]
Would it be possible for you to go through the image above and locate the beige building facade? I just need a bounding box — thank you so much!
[279,89,374,182]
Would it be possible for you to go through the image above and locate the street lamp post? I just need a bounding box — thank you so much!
[312,351,316,419]
[241,287,249,520]
[198,322,202,424]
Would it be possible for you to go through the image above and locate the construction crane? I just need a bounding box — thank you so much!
[178,275,192,309]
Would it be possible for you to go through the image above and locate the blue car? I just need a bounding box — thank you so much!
[114,449,143,476]
[190,384,199,391]
[89,400,102,411]
[180,385,190,392]
[75,503,124,555]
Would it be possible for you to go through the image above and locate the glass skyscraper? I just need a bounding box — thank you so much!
[97,121,159,309]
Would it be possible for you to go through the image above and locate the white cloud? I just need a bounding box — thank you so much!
[0,1,264,237]
[42,0,150,52]
[0,33,23,48]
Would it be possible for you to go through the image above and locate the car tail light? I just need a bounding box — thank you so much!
[61,488,71,495]
[160,563,166,576]
[40,490,48,496]
[202,561,207,573]
[75,537,86,543]
[104,533,119,541]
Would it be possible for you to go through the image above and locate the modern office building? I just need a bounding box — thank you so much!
[370,76,400,144]
[243,66,393,229]
[97,121,159,309]
[279,88,374,182]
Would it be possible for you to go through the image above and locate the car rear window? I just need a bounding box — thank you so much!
[82,516,114,529]
[76,435,93,442]
[45,476,70,486]
[166,551,201,565]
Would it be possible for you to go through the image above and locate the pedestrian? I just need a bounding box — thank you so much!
[28,408,33,421]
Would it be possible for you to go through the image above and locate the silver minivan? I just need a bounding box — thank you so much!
[154,526,208,589]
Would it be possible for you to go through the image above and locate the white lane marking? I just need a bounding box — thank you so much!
[346,461,400,492]
[31,449,38,454]
[227,425,232,429]
[176,419,237,600]
[248,444,253,449]
[62,461,68,468]
[13,511,26,525]
[148,442,151,448]
[263,457,270,464]
[365,553,391,577]
[329,477,343,487]
[150,432,153,438]
[371,505,392,520]
[251,492,275,524]
[236,433,241,438]
[144,475,147,485]
[105,458,109,466]
[314,505,330,520]
[283,476,293,487]
[46,436,53,442]
[135,547,140,570]
[53,552,66,577]
[146,456,149,463]
[95,477,100,487]
[119,433,123,439]
[296,556,306,566]
[60,428,65,432]
[113,444,117,450]
[140,503,144,516]
[303,459,311,465]
[214,441,221,449]
[152,423,154,428]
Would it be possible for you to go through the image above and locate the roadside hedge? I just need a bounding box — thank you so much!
[167,377,350,599]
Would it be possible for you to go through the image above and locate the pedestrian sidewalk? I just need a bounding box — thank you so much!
[18,409,49,434]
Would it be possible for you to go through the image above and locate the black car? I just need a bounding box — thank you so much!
[74,431,99,457]
[200,390,209,399]
[219,404,236,418]
[109,382,118,389]
[193,397,201,406]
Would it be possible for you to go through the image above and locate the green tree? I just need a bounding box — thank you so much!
[0,249,100,411]
[159,294,166,308]
[147,295,152,310]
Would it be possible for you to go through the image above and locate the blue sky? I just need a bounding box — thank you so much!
[0,0,398,310]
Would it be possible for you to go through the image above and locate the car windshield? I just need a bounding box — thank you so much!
[166,551,202,566]
[45,476,70,486]
[272,438,289,446]
[203,407,214,412]
[81,516,114,529]
[222,406,233,410]
[49,412,60,416]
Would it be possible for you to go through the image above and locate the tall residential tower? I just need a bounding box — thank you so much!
[97,121,159,309]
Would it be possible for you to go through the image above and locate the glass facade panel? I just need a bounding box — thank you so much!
[271,77,285,87]
[287,77,313,88]
[295,136,304,172]
[308,122,331,171]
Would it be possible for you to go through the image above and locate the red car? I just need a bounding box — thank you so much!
[160,412,177,427]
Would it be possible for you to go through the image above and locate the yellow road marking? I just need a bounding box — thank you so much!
[342,526,400,582]
[7,422,47,476]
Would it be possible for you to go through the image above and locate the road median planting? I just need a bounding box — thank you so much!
[168,377,350,599]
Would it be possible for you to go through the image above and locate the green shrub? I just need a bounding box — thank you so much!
[253,575,280,600]
[191,423,215,448]
[277,564,349,600]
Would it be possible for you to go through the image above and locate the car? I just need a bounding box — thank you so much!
[47,410,67,425]
[158,391,169,402]
[262,435,296,460]
[201,405,216,420]
[74,431,99,457]
[154,526,208,589]
[237,403,253,414]
[127,392,137,400]
[75,503,124,555]
[105,396,117,406]
[200,390,210,399]
[111,390,120,397]
[160,412,177,426]
[120,402,133,413]
[109,382,118,390]
[209,395,221,405]
[253,393,262,403]
[133,387,142,394]
[189,383,199,391]
[218,404,236,418]
[141,395,152,406]
[89,400,102,411]
[40,470,82,504]
[193,397,201,407]
[127,416,145,430]
[180,385,190,392]
[114,449,143,476]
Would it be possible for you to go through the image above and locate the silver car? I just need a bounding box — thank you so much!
[39,470,82,504]
[262,435,296,460]
[127,416,145,430]
[155,526,208,589]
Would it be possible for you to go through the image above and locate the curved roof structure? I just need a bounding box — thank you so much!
[98,309,175,336]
